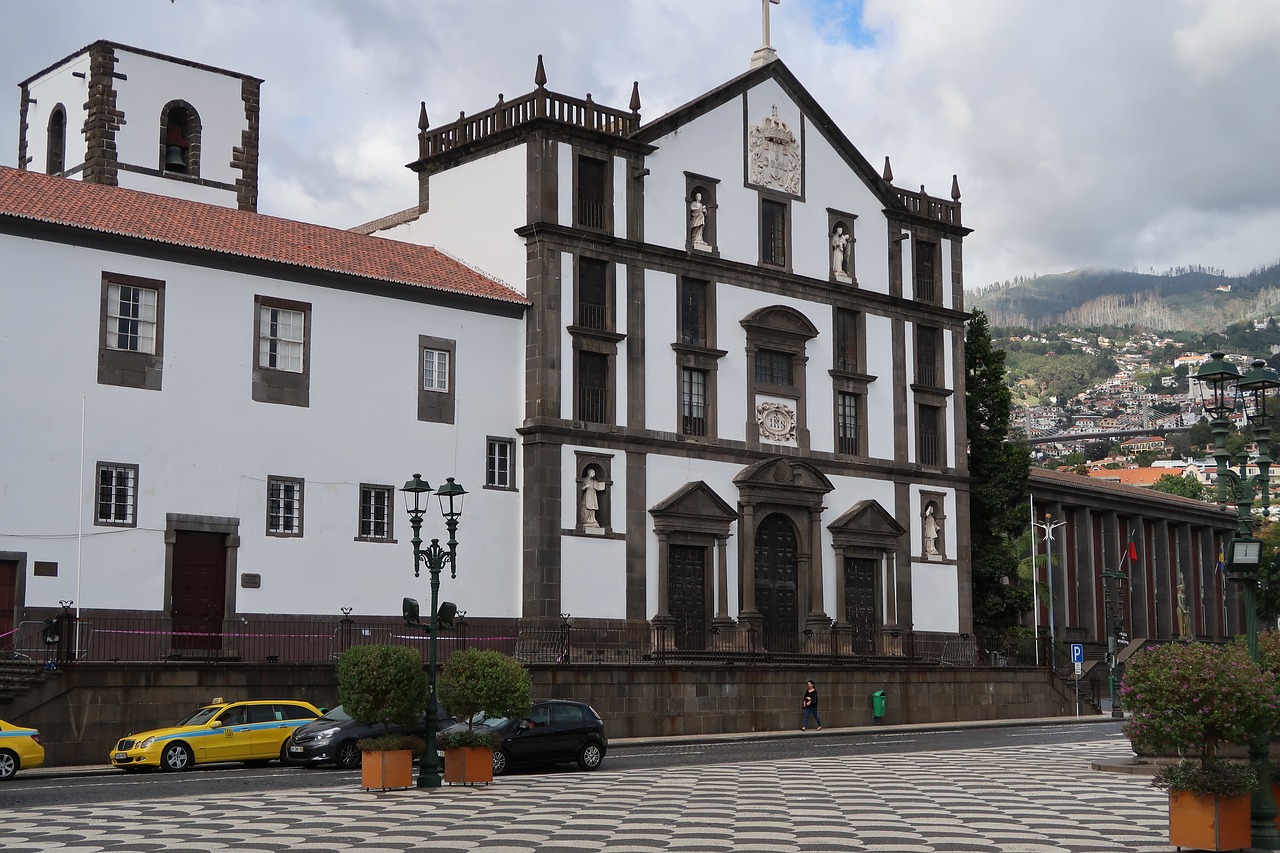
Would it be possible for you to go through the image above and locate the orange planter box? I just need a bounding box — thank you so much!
[360,749,413,791]
[443,746,493,786]
[1169,790,1250,851]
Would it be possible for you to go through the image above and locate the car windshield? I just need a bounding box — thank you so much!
[173,706,222,727]
[318,705,352,722]
[468,714,510,729]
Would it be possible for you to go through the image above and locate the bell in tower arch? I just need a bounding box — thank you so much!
[165,122,189,174]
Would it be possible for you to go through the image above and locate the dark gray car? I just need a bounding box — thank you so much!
[437,699,606,775]
[286,702,446,769]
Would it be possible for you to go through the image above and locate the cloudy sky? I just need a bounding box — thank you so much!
[5,0,1279,289]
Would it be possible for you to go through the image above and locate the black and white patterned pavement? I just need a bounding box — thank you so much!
[1,740,1175,852]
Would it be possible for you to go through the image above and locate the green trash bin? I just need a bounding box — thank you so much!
[871,690,887,724]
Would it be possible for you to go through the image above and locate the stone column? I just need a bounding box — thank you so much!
[714,534,730,621]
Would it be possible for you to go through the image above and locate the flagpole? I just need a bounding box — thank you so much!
[1030,495,1039,666]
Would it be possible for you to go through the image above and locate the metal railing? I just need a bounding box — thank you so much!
[0,614,1020,670]
[894,187,962,226]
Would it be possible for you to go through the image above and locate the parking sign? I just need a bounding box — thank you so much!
[1071,643,1084,663]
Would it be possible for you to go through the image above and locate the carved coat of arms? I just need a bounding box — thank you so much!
[748,106,801,195]
[756,400,797,442]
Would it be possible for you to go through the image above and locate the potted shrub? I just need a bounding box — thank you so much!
[1122,641,1278,850]
[436,649,532,785]
[336,644,428,791]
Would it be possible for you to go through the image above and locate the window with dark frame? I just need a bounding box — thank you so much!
[754,349,794,386]
[835,309,858,372]
[358,485,393,541]
[578,259,608,330]
[47,106,66,176]
[487,438,515,489]
[915,326,940,387]
[918,405,943,467]
[578,351,609,424]
[681,368,708,436]
[577,155,608,230]
[267,477,303,536]
[836,392,859,455]
[679,278,708,346]
[761,198,787,266]
[915,240,938,302]
[95,463,137,526]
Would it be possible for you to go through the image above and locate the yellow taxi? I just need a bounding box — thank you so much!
[0,718,45,780]
[110,698,322,772]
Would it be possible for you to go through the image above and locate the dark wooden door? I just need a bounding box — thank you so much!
[171,531,227,650]
[668,544,706,650]
[845,557,877,654]
[0,560,17,636]
[754,514,798,648]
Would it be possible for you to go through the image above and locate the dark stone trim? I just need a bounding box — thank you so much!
[0,551,30,628]
[626,262,646,431]
[513,222,969,326]
[82,43,123,187]
[18,86,30,170]
[910,384,955,404]
[893,480,913,628]
[571,144,614,234]
[521,436,563,620]
[98,271,165,391]
[163,513,241,624]
[572,452,614,534]
[484,437,519,491]
[891,318,907,462]
[113,161,237,192]
[157,99,202,179]
[827,207,858,284]
[684,172,719,255]
[251,295,311,408]
[234,77,261,212]
[417,335,457,424]
[21,40,263,88]
[756,191,794,273]
[93,461,140,528]
[354,482,397,543]
[409,118,655,175]
[264,476,305,538]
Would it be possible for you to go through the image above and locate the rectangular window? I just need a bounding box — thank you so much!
[681,368,708,436]
[578,351,609,424]
[358,485,393,541]
[95,463,138,527]
[258,306,305,373]
[578,259,608,330]
[918,405,943,467]
[836,392,860,455]
[915,240,938,302]
[423,348,450,392]
[835,309,858,372]
[267,477,304,537]
[487,438,516,489]
[679,278,708,346]
[106,285,158,353]
[761,198,787,266]
[754,349,794,386]
[577,156,608,230]
[915,326,940,387]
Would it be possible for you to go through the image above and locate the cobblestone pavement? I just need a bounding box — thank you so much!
[1,739,1172,852]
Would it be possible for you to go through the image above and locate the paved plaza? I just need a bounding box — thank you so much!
[2,739,1174,852]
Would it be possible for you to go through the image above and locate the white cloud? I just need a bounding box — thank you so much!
[3,0,1278,290]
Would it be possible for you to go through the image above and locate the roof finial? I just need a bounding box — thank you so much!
[535,54,547,88]
[629,81,641,115]
[951,174,961,201]
[418,101,429,132]
[882,156,893,182]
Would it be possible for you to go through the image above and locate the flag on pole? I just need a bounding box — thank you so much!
[1216,548,1226,574]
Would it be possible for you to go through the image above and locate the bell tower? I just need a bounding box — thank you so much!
[17,40,262,211]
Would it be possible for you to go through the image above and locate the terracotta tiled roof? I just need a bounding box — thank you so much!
[0,167,527,306]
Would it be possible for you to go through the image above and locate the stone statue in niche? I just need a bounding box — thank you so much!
[923,504,941,558]
[1177,575,1191,638]
[831,225,852,280]
[580,467,607,532]
[689,191,711,251]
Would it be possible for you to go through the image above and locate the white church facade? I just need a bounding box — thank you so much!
[2,39,972,659]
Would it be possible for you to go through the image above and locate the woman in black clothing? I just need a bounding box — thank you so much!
[801,680,822,731]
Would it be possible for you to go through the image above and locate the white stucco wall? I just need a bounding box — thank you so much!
[1,234,525,619]
[385,143,528,295]
[864,314,896,459]
[560,443,628,619]
[910,562,960,632]
[21,56,91,176]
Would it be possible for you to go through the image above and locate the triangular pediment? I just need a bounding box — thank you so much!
[828,500,906,541]
[650,481,737,536]
[734,457,834,495]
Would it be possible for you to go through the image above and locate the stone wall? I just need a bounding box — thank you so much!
[5,662,1076,767]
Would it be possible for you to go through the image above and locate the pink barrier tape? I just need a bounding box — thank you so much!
[0,627,17,640]
[389,633,520,642]
[93,628,334,639]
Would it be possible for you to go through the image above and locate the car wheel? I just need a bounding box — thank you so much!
[335,740,361,770]
[576,742,604,771]
[161,742,193,772]
[0,750,16,780]
[491,749,510,776]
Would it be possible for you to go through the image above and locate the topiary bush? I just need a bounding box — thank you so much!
[336,644,429,749]
[437,649,532,736]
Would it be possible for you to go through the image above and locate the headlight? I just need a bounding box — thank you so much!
[312,726,341,744]
[140,737,155,749]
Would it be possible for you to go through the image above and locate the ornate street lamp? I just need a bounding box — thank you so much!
[401,473,467,790]
[1194,352,1280,847]
[1033,513,1066,670]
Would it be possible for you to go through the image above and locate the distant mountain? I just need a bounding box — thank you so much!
[971,263,1280,331]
